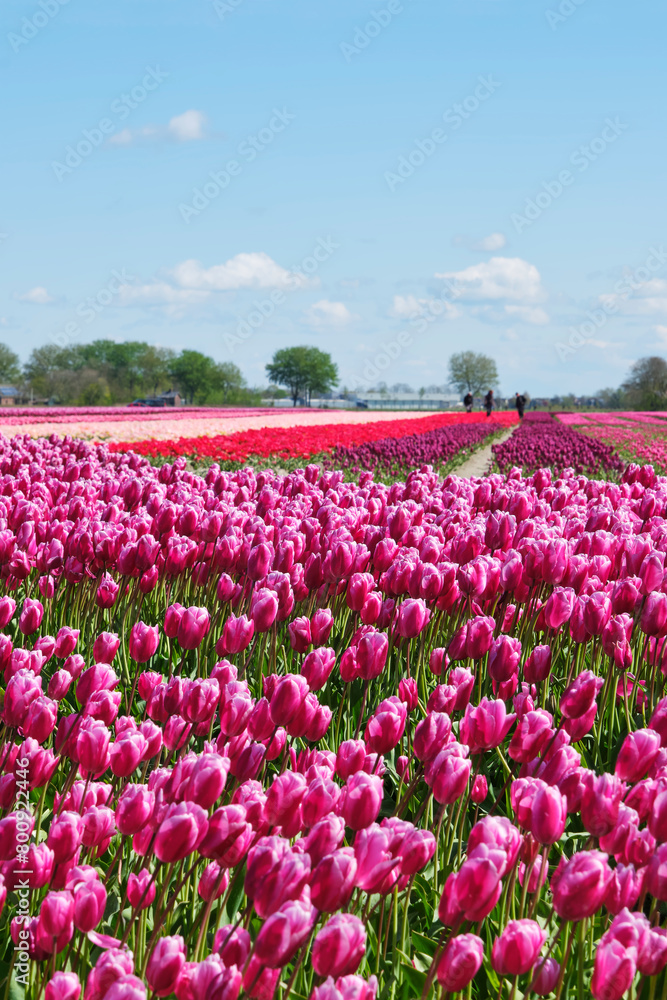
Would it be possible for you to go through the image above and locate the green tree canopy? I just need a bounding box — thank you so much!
[215,361,246,402]
[448,351,499,398]
[168,350,219,404]
[21,338,257,405]
[0,343,21,385]
[266,346,338,406]
[623,356,667,409]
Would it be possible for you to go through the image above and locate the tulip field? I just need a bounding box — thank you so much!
[5,412,667,1000]
[558,412,667,476]
[108,411,519,476]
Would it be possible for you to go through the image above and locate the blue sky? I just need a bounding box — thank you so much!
[2,0,666,397]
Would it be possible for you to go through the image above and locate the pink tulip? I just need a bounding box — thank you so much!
[288,616,312,653]
[436,933,484,992]
[413,712,452,762]
[336,740,367,779]
[560,670,603,719]
[356,631,389,680]
[427,748,472,805]
[531,957,560,996]
[492,919,546,976]
[471,774,488,804]
[523,645,552,684]
[311,607,334,645]
[127,869,156,911]
[310,848,357,912]
[36,890,74,953]
[488,635,521,684]
[146,936,186,998]
[339,772,383,830]
[302,647,336,691]
[460,698,516,753]
[552,850,612,921]
[19,598,44,636]
[128,621,159,663]
[508,709,554,764]
[45,972,81,1000]
[312,914,366,979]
[615,727,661,783]
[217,614,255,656]
[177,606,210,649]
[154,802,208,863]
[0,596,16,628]
[364,697,406,754]
[641,591,667,636]
[591,936,636,1000]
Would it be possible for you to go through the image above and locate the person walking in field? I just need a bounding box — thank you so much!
[484,389,494,418]
[463,392,473,413]
[515,392,526,419]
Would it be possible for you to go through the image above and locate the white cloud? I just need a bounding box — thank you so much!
[168,110,207,142]
[115,251,312,317]
[471,233,507,252]
[17,286,54,304]
[109,128,133,147]
[436,256,545,303]
[170,252,309,291]
[656,325,667,344]
[600,279,667,317]
[304,300,356,326]
[108,110,208,147]
[389,294,459,320]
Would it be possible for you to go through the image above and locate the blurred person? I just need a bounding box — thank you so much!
[463,392,473,413]
[514,392,526,419]
[484,389,494,418]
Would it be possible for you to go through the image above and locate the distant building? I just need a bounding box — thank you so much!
[159,389,182,406]
[0,386,20,406]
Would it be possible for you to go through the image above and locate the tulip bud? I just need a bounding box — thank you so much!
[491,919,546,977]
[312,914,366,979]
[45,972,81,1000]
[552,850,612,920]
[128,622,159,663]
[19,598,44,636]
[311,608,334,646]
[436,934,484,992]
[310,849,357,912]
[339,772,383,830]
[146,935,186,998]
[524,645,552,684]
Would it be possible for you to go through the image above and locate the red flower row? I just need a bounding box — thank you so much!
[110,411,518,463]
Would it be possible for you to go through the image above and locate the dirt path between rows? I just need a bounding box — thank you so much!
[455,425,517,479]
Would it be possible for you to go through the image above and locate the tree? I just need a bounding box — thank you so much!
[0,343,21,384]
[266,347,338,406]
[623,356,667,409]
[448,351,499,398]
[136,346,176,396]
[168,350,219,404]
[597,386,626,410]
[215,361,245,403]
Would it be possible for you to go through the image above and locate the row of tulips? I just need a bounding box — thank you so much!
[2,431,667,998]
[109,411,518,468]
[493,412,624,477]
[0,407,284,427]
[326,421,506,478]
[579,424,667,476]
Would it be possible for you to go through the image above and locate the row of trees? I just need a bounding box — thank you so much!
[0,341,256,406]
[599,356,667,411]
[0,342,498,407]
